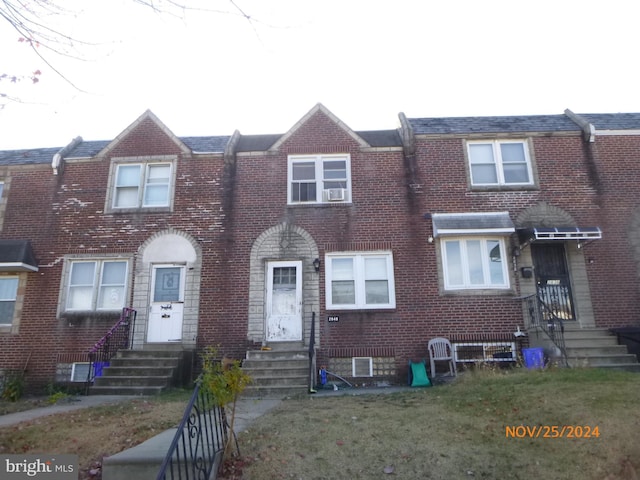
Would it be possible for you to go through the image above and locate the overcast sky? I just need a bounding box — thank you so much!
[0,0,638,150]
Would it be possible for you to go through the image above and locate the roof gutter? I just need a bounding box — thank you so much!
[52,136,83,175]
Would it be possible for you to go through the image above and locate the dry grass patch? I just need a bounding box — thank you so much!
[0,389,191,479]
[238,368,640,480]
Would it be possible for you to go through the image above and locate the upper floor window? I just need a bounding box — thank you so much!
[288,154,351,204]
[106,156,177,213]
[441,237,509,290]
[114,163,171,208]
[0,277,19,325]
[326,252,395,310]
[467,140,533,186]
[65,259,129,312]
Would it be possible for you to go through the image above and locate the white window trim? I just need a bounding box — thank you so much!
[441,237,510,290]
[0,276,19,326]
[467,139,533,186]
[61,256,132,314]
[325,251,396,310]
[105,155,177,213]
[287,154,351,204]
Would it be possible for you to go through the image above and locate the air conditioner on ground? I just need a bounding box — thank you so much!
[325,188,346,201]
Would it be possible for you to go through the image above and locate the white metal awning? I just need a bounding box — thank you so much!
[431,212,515,237]
[517,227,602,242]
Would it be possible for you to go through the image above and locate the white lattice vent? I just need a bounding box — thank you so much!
[71,362,90,382]
[352,357,373,377]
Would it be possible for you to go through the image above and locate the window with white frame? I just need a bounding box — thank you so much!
[326,252,395,309]
[467,140,533,186]
[66,260,128,312]
[441,238,509,290]
[0,277,19,325]
[288,154,351,204]
[113,162,172,209]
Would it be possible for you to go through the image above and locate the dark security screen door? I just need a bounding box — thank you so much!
[531,243,576,321]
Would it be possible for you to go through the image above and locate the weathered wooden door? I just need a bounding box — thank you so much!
[265,261,302,341]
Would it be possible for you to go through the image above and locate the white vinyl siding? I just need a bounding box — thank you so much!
[326,252,395,309]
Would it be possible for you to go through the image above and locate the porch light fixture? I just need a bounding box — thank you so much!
[313,258,321,272]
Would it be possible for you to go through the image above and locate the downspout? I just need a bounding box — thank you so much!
[564,109,603,203]
[51,136,83,175]
[564,109,595,143]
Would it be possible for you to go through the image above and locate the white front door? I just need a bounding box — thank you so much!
[147,265,185,342]
[266,261,302,342]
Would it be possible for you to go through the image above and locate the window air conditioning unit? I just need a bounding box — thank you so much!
[325,188,346,201]
[352,357,373,377]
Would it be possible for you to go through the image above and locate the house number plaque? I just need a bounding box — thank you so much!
[328,315,339,323]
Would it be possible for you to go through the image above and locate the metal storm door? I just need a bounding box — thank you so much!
[266,261,303,342]
[531,243,576,321]
[147,265,185,342]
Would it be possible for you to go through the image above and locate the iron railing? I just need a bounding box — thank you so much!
[85,307,136,393]
[523,294,569,366]
[308,312,317,393]
[157,382,229,480]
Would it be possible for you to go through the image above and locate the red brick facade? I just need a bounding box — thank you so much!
[1,106,639,390]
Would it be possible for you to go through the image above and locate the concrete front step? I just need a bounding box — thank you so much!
[243,366,308,377]
[89,385,167,396]
[243,384,309,398]
[95,375,173,387]
[99,366,177,377]
[89,348,183,395]
[565,345,630,357]
[243,347,309,398]
[246,350,308,361]
[562,337,619,348]
[108,357,180,368]
[567,353,639,367]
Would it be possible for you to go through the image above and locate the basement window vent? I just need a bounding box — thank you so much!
[71,362,90,382]
[352,357,373,377]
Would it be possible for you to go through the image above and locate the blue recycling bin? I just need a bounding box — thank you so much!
[522,347,544,369]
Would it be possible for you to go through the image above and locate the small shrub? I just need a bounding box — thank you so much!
[47,391,71,405]
[1,371,25,402]
[199,346,251,459]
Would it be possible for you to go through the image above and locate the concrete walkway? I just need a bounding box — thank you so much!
[0,395,138,428]
[102,397,282,480]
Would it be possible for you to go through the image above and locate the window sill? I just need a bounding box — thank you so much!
[469,185,538,192]
[441,288,515,296]
[326,306,396,312]
[106,206,172,214]
[288,202,352,208]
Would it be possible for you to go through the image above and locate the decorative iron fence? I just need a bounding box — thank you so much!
[156,382,229,480]
[85,307,136,393]
[523,294,569,366]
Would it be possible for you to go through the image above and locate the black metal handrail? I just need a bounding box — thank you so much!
[523,295,569,366]
[157,382,229,480]
[85,307,136,393]
[308,312,317,393]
